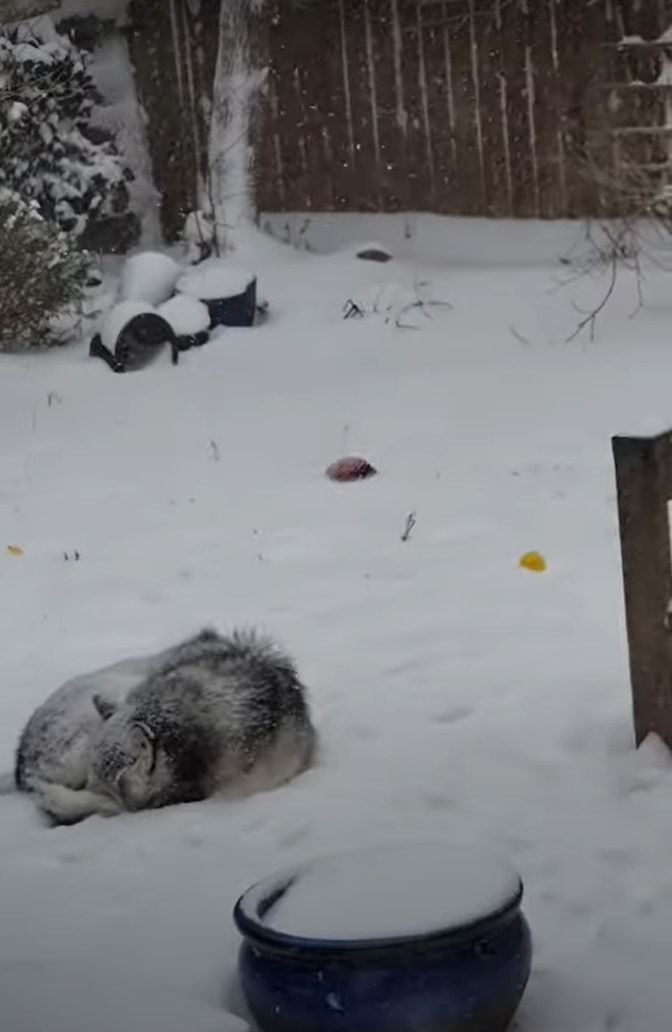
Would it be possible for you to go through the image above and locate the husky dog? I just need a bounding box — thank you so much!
[15,629,316,825]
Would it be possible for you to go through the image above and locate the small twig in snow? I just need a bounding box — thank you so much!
[297,218,313,251]
[393,314,422,331]
[343,299,365,320]
[509,325,531,347]
[629,259,645,320]
[400,511,417,543]
[565,251,618,344]
[207,439,221,463]
[394,297,453,330]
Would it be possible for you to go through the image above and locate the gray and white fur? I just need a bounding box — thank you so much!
[15,629,317,825]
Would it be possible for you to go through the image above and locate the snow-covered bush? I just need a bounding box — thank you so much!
[0,21,132,238]
[0,191,90,352]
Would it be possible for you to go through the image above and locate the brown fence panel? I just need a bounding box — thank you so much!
[257,0,672,218]
[125,0,672,235]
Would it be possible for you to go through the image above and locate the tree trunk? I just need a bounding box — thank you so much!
[208,0,263,253]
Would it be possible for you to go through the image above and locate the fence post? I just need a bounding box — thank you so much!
[613,431,672,748]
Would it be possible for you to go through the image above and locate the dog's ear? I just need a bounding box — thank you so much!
[92,694,118,721]
[130,723,156,773]
[130,722,154,753]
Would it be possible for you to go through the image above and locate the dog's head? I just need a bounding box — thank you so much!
[87,695,160,811]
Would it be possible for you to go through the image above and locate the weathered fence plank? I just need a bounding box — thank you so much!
[613,432,672,749]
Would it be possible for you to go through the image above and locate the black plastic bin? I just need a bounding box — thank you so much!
[205,275,256,328]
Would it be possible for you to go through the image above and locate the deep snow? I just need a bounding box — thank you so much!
[2,216,672,1030]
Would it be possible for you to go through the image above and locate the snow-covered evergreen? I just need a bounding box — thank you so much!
[0,20,132,238]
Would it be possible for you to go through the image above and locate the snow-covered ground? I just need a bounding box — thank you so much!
[2,216,672,1031]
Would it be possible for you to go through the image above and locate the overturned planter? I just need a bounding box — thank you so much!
[176,261,257,329]
[90,300,208,373]
[90,301,178,372]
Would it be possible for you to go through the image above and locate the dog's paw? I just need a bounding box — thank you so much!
[33,780,120,825]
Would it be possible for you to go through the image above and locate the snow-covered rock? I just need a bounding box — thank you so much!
[339,240,393,263]
[119,252,183,306]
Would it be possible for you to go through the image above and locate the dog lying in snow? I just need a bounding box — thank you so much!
[15,629,316,825]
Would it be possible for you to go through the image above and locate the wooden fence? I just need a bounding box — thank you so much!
[125,0,672,238]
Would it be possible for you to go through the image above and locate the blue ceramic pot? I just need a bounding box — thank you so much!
[234,852,532,1032]
[204,275,257,328]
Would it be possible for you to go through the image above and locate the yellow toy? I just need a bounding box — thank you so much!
[518,551,546,573]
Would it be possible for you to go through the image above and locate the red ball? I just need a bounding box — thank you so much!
[326,457,378,482]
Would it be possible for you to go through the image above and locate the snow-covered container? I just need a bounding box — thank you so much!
[176,260,257,329]
[92,300,178,373]
[157,296,211,338]
[119,252,183,307]
[100,300,156,352]
[234,841,532,1032]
